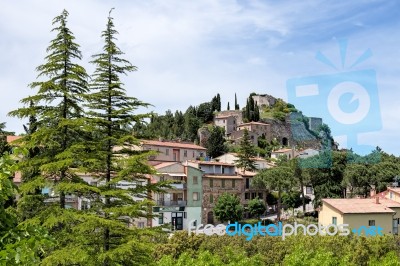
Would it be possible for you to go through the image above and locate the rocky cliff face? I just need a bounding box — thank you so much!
[262,113,322,149]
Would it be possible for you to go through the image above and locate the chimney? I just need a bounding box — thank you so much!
[375,197,379,204]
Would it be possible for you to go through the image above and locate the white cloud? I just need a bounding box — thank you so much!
[1,0,399,155]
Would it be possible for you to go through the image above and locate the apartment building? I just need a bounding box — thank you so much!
[141,140,206,162]
[185,160,243,224]
[151,162,203,230]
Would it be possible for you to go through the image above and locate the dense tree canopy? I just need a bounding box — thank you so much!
[213,193,243,223]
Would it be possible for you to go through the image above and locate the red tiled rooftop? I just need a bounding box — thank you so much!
[322,198,398,214]
[6,135,22,143]
[187,160,234,166]
[388,187,400,194]
[142,140,206,150]
[154,162,180,170]
[237,170,257,177]
[203,174,242,179]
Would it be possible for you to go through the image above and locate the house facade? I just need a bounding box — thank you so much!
[319,198,400,235]
[141,140,206,162]
[151,162,203,230]
[271,148,297,160]
[185,160,243,224]
[214,115,237,135]
[236,122,271,140]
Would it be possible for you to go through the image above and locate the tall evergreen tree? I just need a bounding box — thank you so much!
[227,102,230,110]
[0,122,11,156]
[205,126,226,158]
[235,129,257,172]
[216,93,221,112]
[9,9,89,209]
[234,93,239,110]
[76,9,162,265]
[254,103,260,122]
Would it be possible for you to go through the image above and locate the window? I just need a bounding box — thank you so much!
[166,149,169,155]
[193,176,198,185]
[138,222,145,228]
[184,150,187,157]
[258,193,263,199]
[222,180,225,188]
[245,178,250,189]
[245,193,250,200]
[390,192,393,199]
[210,194,214,203]
[158,213,164,224]
[332,217,337,225]
[210,179,213,188]
[251,192,257,199]
[306,186,313,194]
[222,167,225,174]
[177,193,183,201]
[369,220,375,226]
[232,180,235,188]
[193,192,199,201]
[81,201,89,210]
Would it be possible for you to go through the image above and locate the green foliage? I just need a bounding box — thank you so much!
[211,93,221,112]
[234,93,239,110]
[247,197,266,218]
[155,232,400,266]
[253,166,294,221]
[235,129,257,172]
[9,9,89,210]
[0,122,13,156]
[206,126,227,158]
[243,94,259,122]
[213,193,243,223]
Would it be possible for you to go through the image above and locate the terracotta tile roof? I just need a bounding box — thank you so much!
[388,187,400,194]
[238,170,257,177]
[154,162,180,169]
[142,140,206,150]
[203,174,243,179]
[188,160,234,166]
[6,135,22,143]
[322,198,397,214]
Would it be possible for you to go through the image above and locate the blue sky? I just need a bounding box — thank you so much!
[1,0,399,155]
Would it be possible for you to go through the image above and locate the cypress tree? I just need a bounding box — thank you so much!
[216,93,221,112]
[234,93,238,110]
[227,102,230,110]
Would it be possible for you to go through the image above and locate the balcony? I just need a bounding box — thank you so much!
[156,200,187,207]
[169,183,187,190]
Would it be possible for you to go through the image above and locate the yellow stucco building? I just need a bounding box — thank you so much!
[319,197,400,234]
